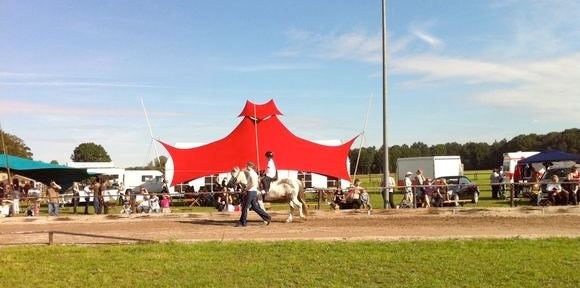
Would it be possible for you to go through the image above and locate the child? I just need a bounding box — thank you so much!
[149,195,160,213]
[161,194,171,214]
[360,189,372,214]
[120,201,132,214]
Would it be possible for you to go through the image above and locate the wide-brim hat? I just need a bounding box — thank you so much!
[405,171,413,176]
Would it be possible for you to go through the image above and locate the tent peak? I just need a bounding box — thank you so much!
[238,99,283,120]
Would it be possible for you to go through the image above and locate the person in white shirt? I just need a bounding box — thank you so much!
[546,174,569,205]
[381,174,396,209]
[236,162,272,227]
[261,151,277,194]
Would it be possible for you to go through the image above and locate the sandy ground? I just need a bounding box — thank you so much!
[1,206,580,245]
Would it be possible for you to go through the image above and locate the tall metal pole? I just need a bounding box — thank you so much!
[382,0,391,208]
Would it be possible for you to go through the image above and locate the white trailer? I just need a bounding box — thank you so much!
[501,151,540,183]
[122,170,163,190]
[396,156,463,186]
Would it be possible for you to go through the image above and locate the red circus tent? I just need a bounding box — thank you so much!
[158,99,358,186]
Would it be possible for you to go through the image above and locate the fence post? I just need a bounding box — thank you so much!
[48,231,54,245]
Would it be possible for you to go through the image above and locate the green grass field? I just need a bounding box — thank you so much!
[1,239,579,288]
[3,170,579,287]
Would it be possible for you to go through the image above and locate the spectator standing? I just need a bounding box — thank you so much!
[566,164,580,205]
[414,169,426,208]
[236,162,272,227]
[92,180,102,215]
[83,183,92,214]
[422,177,433,208]
[99,179,108,214]
[399,171,414,208]
[71,182,80,214]
[381,174,396,209]
[347,179,363,210]
[10,184,21,214]
[44,181,62,216]
[118,182,125,205]
[161,194,171,213]
[490,168,501,199]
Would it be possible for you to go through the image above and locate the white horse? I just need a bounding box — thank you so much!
[229,167,308,223]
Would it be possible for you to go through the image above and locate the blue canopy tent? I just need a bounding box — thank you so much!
[0,154,93,190]
[518,149,580,165]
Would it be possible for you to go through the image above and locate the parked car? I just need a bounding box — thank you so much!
[131,180,183,199]
[539,166,573,194]
[433,175,480,203]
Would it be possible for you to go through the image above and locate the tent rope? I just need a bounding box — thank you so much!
[352,94,373,181]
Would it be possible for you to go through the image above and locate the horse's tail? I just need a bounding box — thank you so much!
[298,180,309,216]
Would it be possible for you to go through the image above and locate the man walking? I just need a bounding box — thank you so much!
[236,162,272,227]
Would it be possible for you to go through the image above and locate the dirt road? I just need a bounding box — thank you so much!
[1,206,579,245]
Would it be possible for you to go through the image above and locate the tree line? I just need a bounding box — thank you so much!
[348,128,580,174]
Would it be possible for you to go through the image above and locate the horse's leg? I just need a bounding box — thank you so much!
[290,194,305,220]
[286,201,294,223]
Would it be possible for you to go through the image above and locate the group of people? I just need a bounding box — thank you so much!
[0,179,40,217]
[542,164,580,206]
[399,169,451,208]
[331,179,372,212]
[491,163,580,206]
[131,188,172,214]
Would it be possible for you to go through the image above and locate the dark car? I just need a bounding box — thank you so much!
[433,175,480,203]
[539,166,572,194]
[131,180,183,199]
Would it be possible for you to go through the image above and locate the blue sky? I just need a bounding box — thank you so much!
[1,0,579,167]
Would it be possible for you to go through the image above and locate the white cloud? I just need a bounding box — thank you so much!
[410,29,444,49]
[392,55,541,83]
[391,52,580,121]
[280,28,382,63]
[225,63,320,72]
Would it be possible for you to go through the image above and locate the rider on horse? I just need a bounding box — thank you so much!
[260,151,277,194]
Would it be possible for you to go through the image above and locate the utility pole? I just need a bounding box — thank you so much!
[382,0,391,208]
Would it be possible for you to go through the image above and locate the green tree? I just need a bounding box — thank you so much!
[0,130,32,159]
[70,143,111,162]
[126,155,168,175]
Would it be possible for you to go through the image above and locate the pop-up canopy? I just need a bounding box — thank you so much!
[0,154,92,189]
[518,149,580,164]
[159,99,358,186]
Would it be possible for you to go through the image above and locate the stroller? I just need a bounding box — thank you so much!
[398,192,414,209]
[120,201,132,214]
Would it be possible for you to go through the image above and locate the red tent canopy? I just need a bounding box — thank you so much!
[159,99,358,186]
